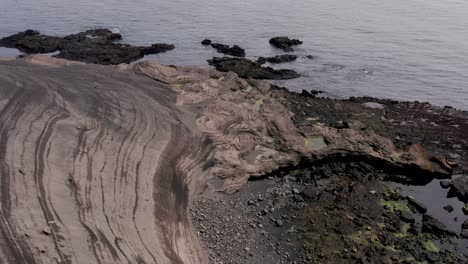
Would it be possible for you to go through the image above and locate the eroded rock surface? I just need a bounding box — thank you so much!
[0,29,175,64]
[0,55,461,264]
[0,56,204,264]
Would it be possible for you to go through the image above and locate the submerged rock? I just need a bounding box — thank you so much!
[210,43,245,57]
[443,205,454,212]
[257,54,297,65]
[207,57,300,80]
[0,29,175,64]
[440,181,451,189]
[449,176,468,202]
[269,36,303,52]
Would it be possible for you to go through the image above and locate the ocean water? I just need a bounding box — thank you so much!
[1,0,467,109]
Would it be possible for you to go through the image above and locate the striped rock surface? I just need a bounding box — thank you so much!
[0,56,451,264]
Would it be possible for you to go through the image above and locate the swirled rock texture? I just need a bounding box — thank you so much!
[0,56,206,264]
[0,55,453,264]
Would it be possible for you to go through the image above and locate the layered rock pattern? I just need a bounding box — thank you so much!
[0,55,453,263]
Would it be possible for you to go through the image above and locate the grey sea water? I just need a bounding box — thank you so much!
[1,0,467,109]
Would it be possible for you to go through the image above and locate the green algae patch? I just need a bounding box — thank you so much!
[395,223,411,238]
[176,80,193,89]
[305,136,327,150]
[380,199,410,212]
[254,99,264,110]
[423,240,439,253]
[385,245,397,252]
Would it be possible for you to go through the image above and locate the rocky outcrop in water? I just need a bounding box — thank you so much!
[201,39,212,45]
[207,57,300,79]
[256,54,297,65]
[209,43,245,57]
[0,29,175,64]
[269,36,303,52]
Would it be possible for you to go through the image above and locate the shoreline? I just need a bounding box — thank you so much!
[1,29,467,112]
[0,54,466,264]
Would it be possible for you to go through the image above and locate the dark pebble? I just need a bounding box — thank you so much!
[399,211,416,223]
[440,181,451,189]
[443,205,454,213]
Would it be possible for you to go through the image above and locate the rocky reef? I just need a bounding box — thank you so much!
[0,29,175,64]
[0,52,466,264]
[208,57,300,79]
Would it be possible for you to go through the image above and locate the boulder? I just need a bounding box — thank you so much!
[201,39,212,45]
[449,176,468,202]
[269,36,303,52]
[208,57,300,80]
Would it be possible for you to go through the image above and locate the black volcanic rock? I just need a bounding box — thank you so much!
[257,54,297,65]
[201,39,212,45]
[208,57,300,80]
[422,215,456,237]
[0,29,63,53]
[269,36,303,52]
[210,43,245,57]
[0,29,174,65]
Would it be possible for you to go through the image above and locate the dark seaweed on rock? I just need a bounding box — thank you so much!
[0,29,175,64]
[207,57,299,80]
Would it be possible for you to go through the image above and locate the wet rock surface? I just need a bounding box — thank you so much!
[193,161,466,263]
[0,29,175,64]
[207,57,300,79]
[257,54,297,65]
[449,176,468,202]
[209,43,246,57]
[269,36,303,52]
[192,83,468,263]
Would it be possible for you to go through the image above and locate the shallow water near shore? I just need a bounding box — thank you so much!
[1,0,468,109]
[393,177,468,254]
